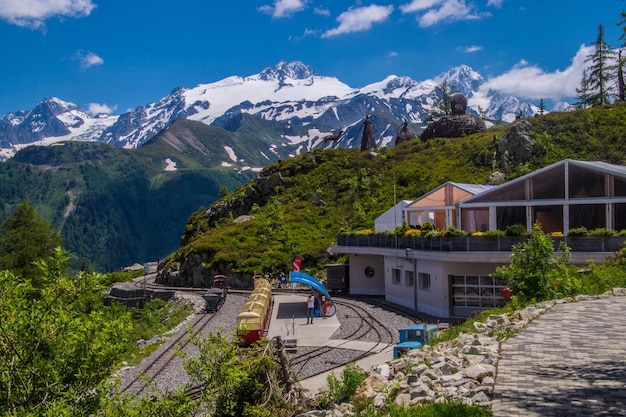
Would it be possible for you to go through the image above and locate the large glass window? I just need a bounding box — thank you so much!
[569,204,606,230]
[569,165,605,198]
[615,204,626,231]
[614,177,626,197]
[531,166,565,199]
[461,208,489,232]
[533,205,563,233]
[496,206,526,231]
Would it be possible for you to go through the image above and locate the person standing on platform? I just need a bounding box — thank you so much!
[306,295,315,324]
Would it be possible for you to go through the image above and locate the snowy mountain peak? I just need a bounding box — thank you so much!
[259,60,318,81]
[434,65,484,95]
[34,97,81,117]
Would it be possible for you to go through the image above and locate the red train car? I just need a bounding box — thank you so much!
[236,278,272,345]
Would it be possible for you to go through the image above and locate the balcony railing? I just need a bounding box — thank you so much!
[336,234,626,253]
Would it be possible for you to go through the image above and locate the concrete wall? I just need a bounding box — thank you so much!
[384,256,504,319]
[348,253,385,295]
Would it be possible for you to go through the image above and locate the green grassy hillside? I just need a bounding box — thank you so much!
[169,103,626,276]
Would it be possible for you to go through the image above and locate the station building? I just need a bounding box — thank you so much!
[331,159,626,319]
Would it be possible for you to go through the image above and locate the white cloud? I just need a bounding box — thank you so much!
[74,51,104,69]
[0,0,96,29]
[400,0,480,27]
[481,44,593,101]
[487,0,505,7]
[259,0,306,18]
[87,102,116,116]
[463,45,482,53]
[314,7,330,16]
[322,5,394,38]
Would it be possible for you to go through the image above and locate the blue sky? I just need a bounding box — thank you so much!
[0,0,624,116]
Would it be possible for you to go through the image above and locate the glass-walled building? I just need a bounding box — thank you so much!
[458,160,626,234]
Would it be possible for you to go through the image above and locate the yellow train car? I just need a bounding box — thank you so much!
[236,278,272,345]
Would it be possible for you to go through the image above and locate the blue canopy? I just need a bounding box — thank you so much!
[289,271,332,301]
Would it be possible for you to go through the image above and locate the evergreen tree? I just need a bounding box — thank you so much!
[537,99,546,115]
[576,68,593,108]
[0,201,62,285]
[580,24,616,106]
[425,81,457,121]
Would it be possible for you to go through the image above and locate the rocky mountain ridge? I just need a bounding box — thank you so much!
[0,61,554,162]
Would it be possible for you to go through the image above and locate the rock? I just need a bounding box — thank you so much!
[463,364,495,382]
[373,364,390,379]
[353,374,388,410]
[496,119,534,168]
[420,114,487,141]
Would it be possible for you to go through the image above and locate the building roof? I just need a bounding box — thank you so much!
[462,159,626,205]
[406,181,494,209]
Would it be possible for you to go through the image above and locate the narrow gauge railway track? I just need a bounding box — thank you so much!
[290,298,396,378]
[120,312,216,396]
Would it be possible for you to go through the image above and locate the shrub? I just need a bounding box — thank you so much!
[505,224,527,236]
[318,362,367,408]
[404,229,421,237]
[484,229,505,239]
[568,227,589,236]
[589,228,616,238]
[441,226,466,237]
[419,222,437,237]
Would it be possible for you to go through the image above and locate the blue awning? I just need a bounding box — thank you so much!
[289,271,332,301]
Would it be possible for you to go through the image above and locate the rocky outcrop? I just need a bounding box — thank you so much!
[420,94,486,141]
[494,119,534,169]
[205,171,284,226]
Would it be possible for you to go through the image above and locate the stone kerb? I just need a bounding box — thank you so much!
[296,288,626,417]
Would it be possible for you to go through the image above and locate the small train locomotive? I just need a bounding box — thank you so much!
[236,278,272,345]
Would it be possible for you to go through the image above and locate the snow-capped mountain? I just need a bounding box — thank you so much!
[0,61,545,161]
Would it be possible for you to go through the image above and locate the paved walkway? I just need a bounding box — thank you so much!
[492,296,626,416]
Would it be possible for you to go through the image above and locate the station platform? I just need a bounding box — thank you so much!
[267,293,394,397]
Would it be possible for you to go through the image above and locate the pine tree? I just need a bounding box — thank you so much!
[0,201,62,285]
[576,68,593,108]
[580,24,616,106]
[537,99,546,115]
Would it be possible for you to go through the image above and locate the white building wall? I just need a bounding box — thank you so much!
[348,254,385,295]
[384,255,506,318]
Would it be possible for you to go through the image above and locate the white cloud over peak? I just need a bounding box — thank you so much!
[0,0,96,29]
[481,44,592,101]
[322,5,394,38]
[74,51,104,69]
[87,102,116,116]
[259,0,306,18]
[400,0,481,27]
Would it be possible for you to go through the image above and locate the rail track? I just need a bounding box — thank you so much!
[119,312,215,396]
[289,297,399,379]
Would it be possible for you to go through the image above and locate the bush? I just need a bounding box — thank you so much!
[484,229,505,239]
[441,226,466,237]
[567,227,589,236]
[419,222,437,237]
[589,228,616,238]
[318,362,367,408]
[505,224,526,236]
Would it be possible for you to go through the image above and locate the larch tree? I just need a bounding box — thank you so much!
[579,24,616,107]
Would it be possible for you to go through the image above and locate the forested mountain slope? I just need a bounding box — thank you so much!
[0,119,258,271]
